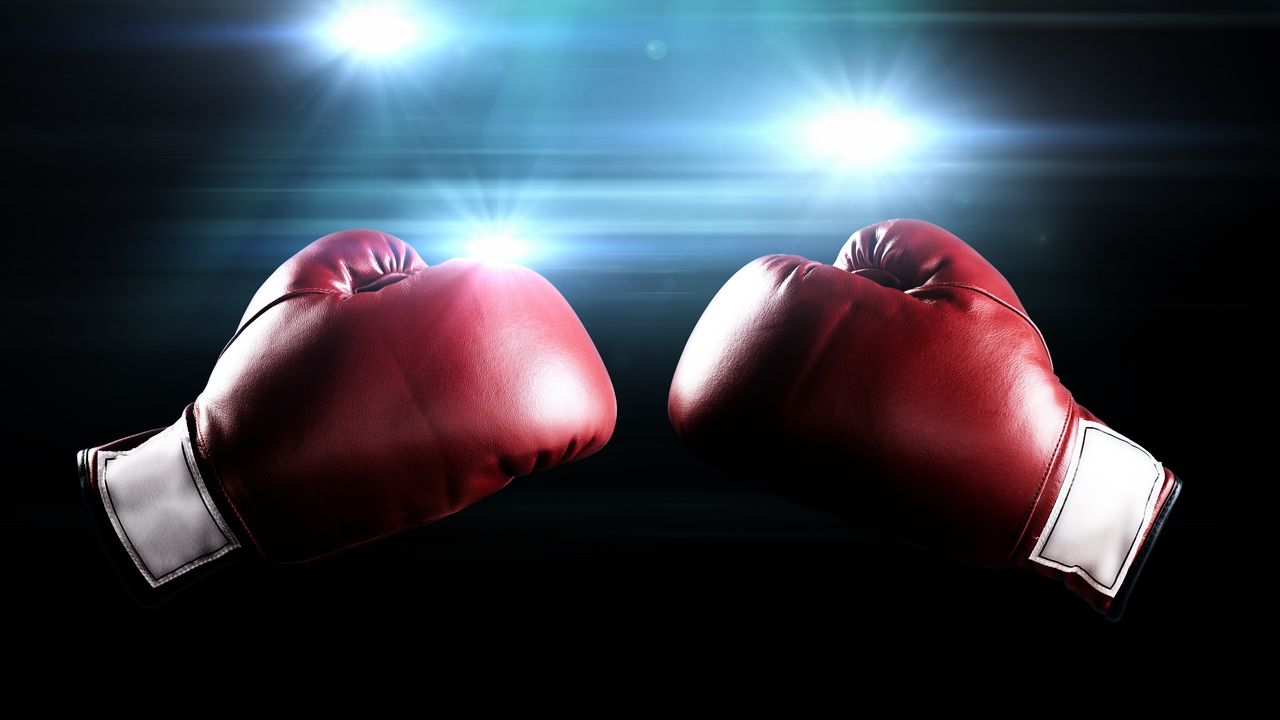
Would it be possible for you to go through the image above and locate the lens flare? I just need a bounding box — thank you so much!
[466,230,531,264]
[326,3,420,58]
[806,108,912,166]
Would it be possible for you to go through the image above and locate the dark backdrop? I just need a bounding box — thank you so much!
[6,1,1277,648]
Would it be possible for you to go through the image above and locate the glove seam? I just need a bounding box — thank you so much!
[907,281,1053,366]
[187,405,265,555]
[220,288,340,358]
[1005,397,1076,565]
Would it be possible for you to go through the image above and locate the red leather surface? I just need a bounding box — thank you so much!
[670,219,1163,588]
[194,229,616,561]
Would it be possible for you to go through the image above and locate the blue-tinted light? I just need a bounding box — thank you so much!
[466,229,532,264]
[805,108,912,166]
[324,3,424,59]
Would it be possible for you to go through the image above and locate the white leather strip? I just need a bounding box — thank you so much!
[97,418,239,588]
[1029,420,1165,597]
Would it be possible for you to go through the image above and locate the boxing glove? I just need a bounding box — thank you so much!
[669,219,1179,618]
[80,229,616,598]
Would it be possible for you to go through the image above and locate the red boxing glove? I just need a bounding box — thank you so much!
[669,219,1179,618]
[80,229,616,598]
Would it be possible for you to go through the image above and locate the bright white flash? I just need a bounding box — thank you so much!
[466,231,531,264]
[327,4,420,58]
[807,109,911,165]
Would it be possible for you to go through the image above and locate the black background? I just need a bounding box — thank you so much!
[6,0,1277,650]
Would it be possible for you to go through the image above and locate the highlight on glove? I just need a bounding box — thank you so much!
[79,229,616,601]
[669,219,1179,619]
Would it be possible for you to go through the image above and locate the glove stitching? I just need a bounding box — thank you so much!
[907,281,1054,367]
[1006,397,1076,564]
[219,289,340,358]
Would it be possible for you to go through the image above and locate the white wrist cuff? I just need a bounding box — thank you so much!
[1029,420,1167,597]
[96,417,240,588]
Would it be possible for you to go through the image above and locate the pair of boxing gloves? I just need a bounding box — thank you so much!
[80,220,1180,617]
